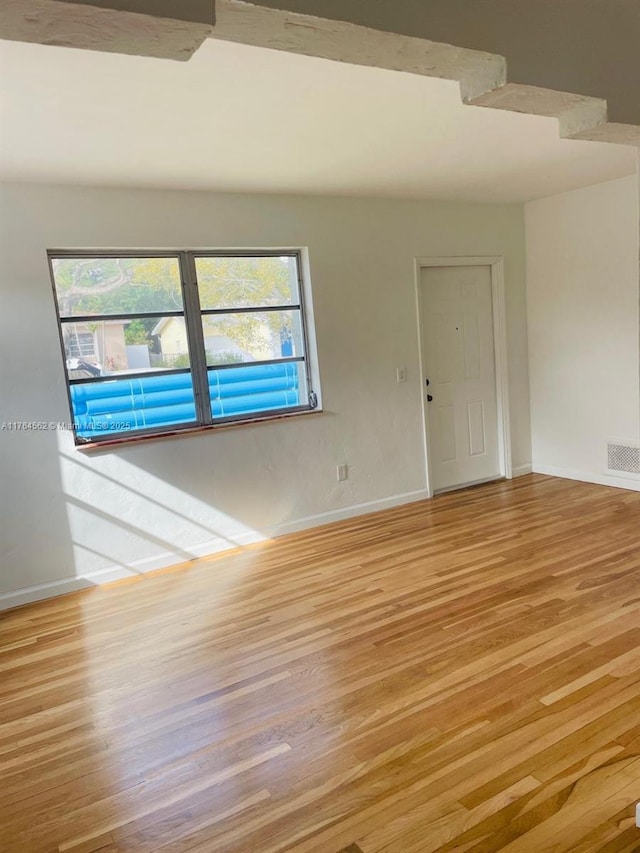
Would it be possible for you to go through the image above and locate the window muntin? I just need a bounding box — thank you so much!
[49,250,318,444]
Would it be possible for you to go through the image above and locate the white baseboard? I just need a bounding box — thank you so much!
[533,463,640,492]
[0,576,98,611]
[0,489,429,612]
[272,489,429,537]
[511,464,533,478]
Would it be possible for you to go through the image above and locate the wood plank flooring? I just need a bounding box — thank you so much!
[1,473,639,852]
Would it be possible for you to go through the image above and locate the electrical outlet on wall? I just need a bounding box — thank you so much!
[396,367,407,383]
[337,464,348,482]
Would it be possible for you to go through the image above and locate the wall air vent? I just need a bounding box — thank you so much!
[607,442,640,475]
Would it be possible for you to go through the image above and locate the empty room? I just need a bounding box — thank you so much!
[1,2,639,851]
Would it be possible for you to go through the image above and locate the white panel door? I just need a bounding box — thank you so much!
[420,265,500,493]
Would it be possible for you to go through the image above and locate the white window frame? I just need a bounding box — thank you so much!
[49,248,322,446]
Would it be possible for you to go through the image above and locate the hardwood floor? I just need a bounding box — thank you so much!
[1,474,639,853]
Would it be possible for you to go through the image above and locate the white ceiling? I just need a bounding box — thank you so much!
[0,37,636,203]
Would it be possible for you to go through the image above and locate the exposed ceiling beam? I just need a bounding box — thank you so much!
[1,0,637,146]
[0,0,215,60]
[210,0,640,147]
[241,0,640,128]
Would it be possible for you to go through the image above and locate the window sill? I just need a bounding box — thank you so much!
[75,407,324,453]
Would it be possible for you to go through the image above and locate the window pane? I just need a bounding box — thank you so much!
[202,310,304,366]
[52,256,183,317]
[62,316,189,376]
[208,362,307,419]
[195,255,299,310]
[70,372,196,440]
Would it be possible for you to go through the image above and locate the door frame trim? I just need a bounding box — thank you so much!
[415,256,512,497]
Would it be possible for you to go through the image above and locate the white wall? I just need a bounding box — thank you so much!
[0,183,530,608]
[526,174,640,489]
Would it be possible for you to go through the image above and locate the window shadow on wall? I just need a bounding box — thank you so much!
[56,430,271,589]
